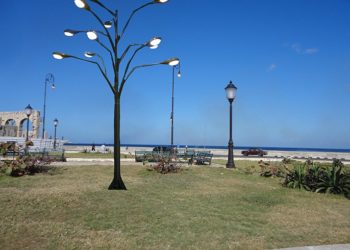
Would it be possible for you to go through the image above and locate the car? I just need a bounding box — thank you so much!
[241,148,267,157]
[152,146,174,152]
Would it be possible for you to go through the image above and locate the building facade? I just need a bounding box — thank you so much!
[0,111,41,138]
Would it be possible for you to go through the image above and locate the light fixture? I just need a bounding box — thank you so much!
[87,31,98,40]
[84,52,96,58]
[25,104,33,117]
[52,52,71,60]
[74,0,90,10]
[148,37,162,47]
[53,118,59,127]
[225,81,237,102]
[150,45,158,50]
[161,58,180,66]
[51,84,56,89]
[104,21,113,29]
[64,29,79,37]
[154,0,168,3]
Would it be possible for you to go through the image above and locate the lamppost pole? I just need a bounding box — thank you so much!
[42,73,56,139]
[170,64,181,147]
[53,118,59,149]
[171,66,175,147]
[24,104,33,155]
[225,81,237,168]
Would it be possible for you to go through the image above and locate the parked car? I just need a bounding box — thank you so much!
[241,148,267,157]
[152,146,174,152]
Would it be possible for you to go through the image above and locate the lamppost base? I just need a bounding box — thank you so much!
[226,163,235,168]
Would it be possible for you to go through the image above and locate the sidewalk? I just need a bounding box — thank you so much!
[276,243,350,250]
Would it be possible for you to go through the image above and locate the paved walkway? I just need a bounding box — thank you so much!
[276,244,350,250]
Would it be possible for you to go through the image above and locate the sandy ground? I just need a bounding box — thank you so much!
[63,145,350,163]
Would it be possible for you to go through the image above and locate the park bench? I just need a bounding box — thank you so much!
[192,151,213,165]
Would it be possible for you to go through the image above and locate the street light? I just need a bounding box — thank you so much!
[25,104,33,155]
[42,73,56,139]
[53,118,59,149]
[225,81,237,168]
[170,61,181,147]
[53,0,177,190]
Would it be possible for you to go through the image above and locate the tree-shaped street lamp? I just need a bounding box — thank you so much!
[53,0,179,190]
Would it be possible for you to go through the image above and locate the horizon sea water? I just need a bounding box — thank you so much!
[66,143,350,153]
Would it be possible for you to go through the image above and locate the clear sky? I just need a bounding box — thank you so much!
[1,0,350,148]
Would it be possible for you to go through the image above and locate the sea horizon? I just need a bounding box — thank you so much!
[65,142,350,153]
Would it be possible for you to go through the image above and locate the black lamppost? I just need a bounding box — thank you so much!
[24,104,33,155]
[225,81,237,168]
[53,118,59,149]
[53,0,179,190]
[170,63,181,147]
[42,73,56,139]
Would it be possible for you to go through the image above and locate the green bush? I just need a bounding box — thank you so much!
[283,159,350,198]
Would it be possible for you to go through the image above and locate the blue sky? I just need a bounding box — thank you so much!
[1,0,350,148]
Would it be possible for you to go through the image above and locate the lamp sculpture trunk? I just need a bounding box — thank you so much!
[225,81,237,168]
[53,0,179,190]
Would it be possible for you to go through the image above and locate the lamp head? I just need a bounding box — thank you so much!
[53,118,59,127]
[52,52,71,60]
[25,104,33,116]
[84,52,96,58]
[64,29,79,37]
[87,31,98,40]
[104,21,113,29]
[74,0,90,10]
[161,57,180,66]
[148,37,162,47]
[51,84,56,89]
[225,81,237,102]
[154,0,169,3]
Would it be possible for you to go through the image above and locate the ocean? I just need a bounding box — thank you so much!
[65,143,350,153]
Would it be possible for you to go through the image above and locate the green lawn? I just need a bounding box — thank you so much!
[0,163,349,249]
[64,152,133,159]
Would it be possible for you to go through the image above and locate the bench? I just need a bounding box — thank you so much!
[193,151,213,165]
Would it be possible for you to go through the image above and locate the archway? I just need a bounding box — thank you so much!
[5,119,16,126]
[20,118,33,139]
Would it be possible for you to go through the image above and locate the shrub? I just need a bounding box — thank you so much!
[259,160,285,177]
[148,157,182,174]
[315,160,350,197]
[283,159,350,198]
[0,156,52,177]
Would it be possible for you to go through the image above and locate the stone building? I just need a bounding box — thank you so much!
[0,110,41,138]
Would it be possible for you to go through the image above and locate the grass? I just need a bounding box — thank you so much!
[64,152,133,159]
[0,162,349,249]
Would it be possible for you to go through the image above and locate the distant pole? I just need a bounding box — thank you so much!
[42,73,56,139]
[24,105,33,155]
[53,118,59,149]
[225,81,237,168]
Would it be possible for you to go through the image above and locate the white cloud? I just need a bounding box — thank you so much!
[267,64,277,72]
[289,43,319,55]
[304,48,319,54]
